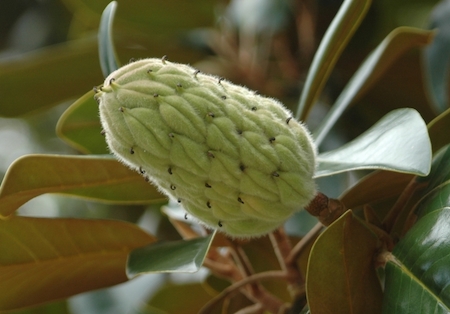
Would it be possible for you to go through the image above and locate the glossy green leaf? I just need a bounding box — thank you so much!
[0,216,155,312]
[127,232,215,278]
[0,154,165,218]
[296,0,371,120]
[307,210,382,314]
[423,0,450,113]
[383,209,450,313]
[98,1,120,77]
[0,38,103,117]
[315,108,431,178]
[382,145,450,313]
[314,27,434,146]
[56,90,107,154]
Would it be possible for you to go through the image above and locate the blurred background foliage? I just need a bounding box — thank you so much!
[0,0,446,313]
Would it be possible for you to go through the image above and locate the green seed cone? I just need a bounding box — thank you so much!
[96,57,317,237]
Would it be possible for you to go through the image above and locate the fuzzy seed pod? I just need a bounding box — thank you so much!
[95,58,317,237]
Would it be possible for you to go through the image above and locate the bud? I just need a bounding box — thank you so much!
[95,57,316,237]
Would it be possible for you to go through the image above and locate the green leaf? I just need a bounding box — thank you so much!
[126,232,215,278]
[315,108,431,178]
[0,154,165,218]
[306,210,382,314]
[56,90,108,154]
[0,38,102,117]
[423,0,450,113]
[296,0,371,121]
[339,108,450,209]
[382,145,450,313]
[0,216,155,312]
[314,27,434,146]
[99,1,120,77]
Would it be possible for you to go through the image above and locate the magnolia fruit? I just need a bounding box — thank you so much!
[95,57,316,237]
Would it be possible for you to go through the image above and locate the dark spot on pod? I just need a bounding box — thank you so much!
[269,137,276,143]
[218,221,223,227]
[176,83,182,88]
[170,184,176,190]
[100,129,106,136]
[153,93,159,98]
[218,77,224,84]
[147,69,153,73]
[169,133,175,138]
[119,107,124,112]
[129,57,136,63]
[168,167,173,175]
[237,129,243,135]
[207,112,215,118]
[272,171,280,177]
[139,167,145,174]
[207,151,215,158]
[194,69,200,77]
[184,213,188,219]
[130,147,135,154]
[178,198,182,203]
[205,183,211,188]
[238,197,244,204]
[240,164,246,171]
[162,55,168,64]
[251,107,257,111]
[207,201,211,208]
[221,95,227,100]
[109,78,115,85]
[286,117,292,124]
[145,176,150,182]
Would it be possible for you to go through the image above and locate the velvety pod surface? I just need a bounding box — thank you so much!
[96,58,316,237]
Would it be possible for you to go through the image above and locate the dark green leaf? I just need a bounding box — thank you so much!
[315,108,431,178]
[99,1,120,77]
[382,145,450,313]
[296,0,371,120]
[56,90,107,154]
[307,210,382,314]
[383,209,450,313]
[127,233,215,278]
[0,154,165,218]
[314,27,434,146]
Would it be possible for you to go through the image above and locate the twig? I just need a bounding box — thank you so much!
[198,271,289,314]
[270,228,304,298]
